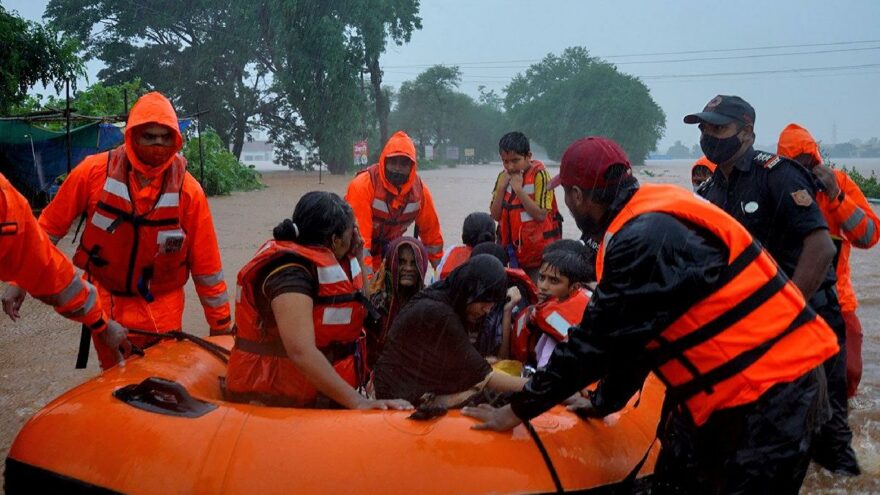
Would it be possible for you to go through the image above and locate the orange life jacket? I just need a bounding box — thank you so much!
[226,239,368,405]
[72,147,188,299]
[596,184,839,426]
[500,268,541,363]
[499,160,562,268]
[359,163,424,259]
[533,288,591,342]
[436,244,472,280]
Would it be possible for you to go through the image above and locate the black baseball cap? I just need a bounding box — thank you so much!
[684,95,755,126]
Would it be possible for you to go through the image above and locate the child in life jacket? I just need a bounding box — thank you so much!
[501,239,593,368]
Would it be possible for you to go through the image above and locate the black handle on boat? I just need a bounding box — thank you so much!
[113,377,218,418]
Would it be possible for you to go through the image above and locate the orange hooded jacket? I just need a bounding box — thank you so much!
[777,123,880,312]
[345,131,444,271]
[692,155,717,173]
[38,92,231,367]
[1,173,109,333]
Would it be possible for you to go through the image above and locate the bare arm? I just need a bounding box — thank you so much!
[272,293,411,410]
[489,172,509,221]
[499,287,522,359]
[791,229,835,300]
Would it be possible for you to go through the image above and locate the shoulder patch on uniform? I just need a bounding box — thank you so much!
[753,152,782,169]
[790,189,814,207]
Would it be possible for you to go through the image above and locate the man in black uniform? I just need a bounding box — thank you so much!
[462,136,839,493]
[687,95,860,476]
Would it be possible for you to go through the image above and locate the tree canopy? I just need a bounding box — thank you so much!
[0,5,83,114]
[505,47,666,164]
[43,0,422,173]
[391,66,510,162]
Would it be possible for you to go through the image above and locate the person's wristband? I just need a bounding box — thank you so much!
[89,317,108,335]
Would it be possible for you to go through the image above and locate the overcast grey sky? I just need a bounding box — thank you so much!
[7,0,880,151]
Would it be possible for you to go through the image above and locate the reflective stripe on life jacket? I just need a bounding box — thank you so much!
[436,244,472,280]
[499,160,562,268]
[533,288,591,342]
[360,163,424,258]
[72,147,188,298]
[595,183,839,426]
[502,268,541,363]
[225,239,368,405]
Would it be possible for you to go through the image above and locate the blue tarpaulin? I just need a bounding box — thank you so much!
[0,119,192,204]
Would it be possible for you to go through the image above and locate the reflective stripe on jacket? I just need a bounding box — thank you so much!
[533,288,591,342]
[596,183,839,426]
[436,244,472,280]
[72,147,188,298]
[0,173,107,331]
[226,239,367,405]
[499,160,562,268]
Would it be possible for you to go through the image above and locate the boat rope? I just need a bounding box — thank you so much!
[127,329,231,364]
[524,419,564,494]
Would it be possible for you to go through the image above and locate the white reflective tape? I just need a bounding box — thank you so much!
[522,184,535,194]
[103,178,130,201]
[317,264,348,285]
[403,202,420,214]
[519,211,534,222]
[155,192,180,208]
[200,293,230,308]
[350,258,362,278]
[193,271,225,287]
[372,199,390,214]
[515,313,527,337]
[91,212,116,231]
[322,307,353,325]
[545,311,573,339]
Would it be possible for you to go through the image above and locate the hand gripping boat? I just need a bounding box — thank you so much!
[5,335,662,494]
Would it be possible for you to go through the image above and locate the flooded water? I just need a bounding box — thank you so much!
[0,160,877,492]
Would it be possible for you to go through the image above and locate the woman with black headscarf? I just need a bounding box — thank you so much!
[373,254,528,406]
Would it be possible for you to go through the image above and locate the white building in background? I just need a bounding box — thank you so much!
[235,131,321,172]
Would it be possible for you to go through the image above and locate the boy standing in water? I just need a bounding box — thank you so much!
[489,132,562,282]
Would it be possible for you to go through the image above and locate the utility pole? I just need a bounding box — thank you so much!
[65,79,72,173]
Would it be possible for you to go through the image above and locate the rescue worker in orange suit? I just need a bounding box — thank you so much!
[436,211,496,280]
[463,137,840,494]
[777,123,880,399]
[691,155,716,190]
[0,172,131,364]
[345,131,444,277]
[1,92,232,370]
[225,191,412,410]
[490,132,562,282]
[688,96,859,475]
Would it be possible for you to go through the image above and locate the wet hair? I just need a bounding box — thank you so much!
[498,131,530,156]
[461,212,496,247]
[588,164,638,205]
[273,191,354,247]
[541,239,593,284]
[691,165,713,178]
[470,241,509,266]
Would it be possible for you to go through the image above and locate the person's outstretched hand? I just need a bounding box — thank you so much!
[461,404,522,431]
[355,398,414,410]
[97,320,133,365]
[2,285,26,321]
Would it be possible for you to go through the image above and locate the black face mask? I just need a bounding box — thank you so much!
[700,133,742,165]
[385,170,409,187]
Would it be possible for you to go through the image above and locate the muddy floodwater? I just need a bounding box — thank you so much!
[1,160,878,493]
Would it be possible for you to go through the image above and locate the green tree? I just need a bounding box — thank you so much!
[392,65,462,155]
[505,47,665,163]
[0,5,84,114]
[352,0,421,147]
[45,0,275,159]
[391,68,510,163]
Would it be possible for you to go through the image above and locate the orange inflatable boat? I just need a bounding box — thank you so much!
[5,335,663,494]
